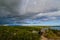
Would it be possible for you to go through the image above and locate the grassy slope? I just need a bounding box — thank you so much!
[0,26,60,40]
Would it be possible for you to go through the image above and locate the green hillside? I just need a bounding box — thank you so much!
[0,26,60,40]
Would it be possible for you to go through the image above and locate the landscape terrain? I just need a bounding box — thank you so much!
[0,26,60,40]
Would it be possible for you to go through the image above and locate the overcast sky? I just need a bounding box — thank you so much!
[0,0,60,26]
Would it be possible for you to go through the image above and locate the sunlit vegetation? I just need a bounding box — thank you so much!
[0,26,60,40]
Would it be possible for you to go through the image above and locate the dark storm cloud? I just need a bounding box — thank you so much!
[0,0,60,25]
[0,0,60,17]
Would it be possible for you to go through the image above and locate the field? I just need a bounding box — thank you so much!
[0,26,60,40]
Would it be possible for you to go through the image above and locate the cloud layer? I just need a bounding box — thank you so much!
[0,0,60,16]
[0,0,60,25]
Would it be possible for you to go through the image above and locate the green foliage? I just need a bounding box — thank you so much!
[0,26,60,40]
[45,29,60,38]
[0,26,40,40]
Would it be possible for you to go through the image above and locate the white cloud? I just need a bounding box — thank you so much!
[32,11,60,19]
[49,17,57,20]
[26,0,60,13]
[15,0,60,20]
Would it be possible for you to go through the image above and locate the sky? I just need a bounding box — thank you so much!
[0,0,60,26]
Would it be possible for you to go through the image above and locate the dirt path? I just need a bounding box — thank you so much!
[40,36,48,40]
